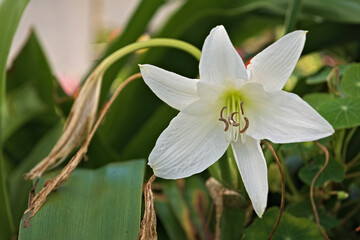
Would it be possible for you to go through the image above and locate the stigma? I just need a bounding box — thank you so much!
[218,98,249,143]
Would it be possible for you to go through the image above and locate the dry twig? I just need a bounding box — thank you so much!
[137,175,157,240]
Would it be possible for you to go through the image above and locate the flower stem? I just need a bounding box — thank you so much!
[263,141,285,240]
[334,129,345,162]
[311,141,330,240]
[98,38,201,74]
[342,127,357,163]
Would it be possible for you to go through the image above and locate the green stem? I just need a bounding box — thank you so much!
[221,147,240,190]
[284,0,303,34]
[97,38,201,74]
[277,151,301,200]
[346,152,360,170]
[334,129,345,162]
[342,127,357,162]
[344,171,360,179]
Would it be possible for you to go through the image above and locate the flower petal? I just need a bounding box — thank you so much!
[231,136,268,217]
[199,25,248,85]
[247,30,306,91]
[242,82,335,143]
[149,110,229,179]
[140,64,198,111]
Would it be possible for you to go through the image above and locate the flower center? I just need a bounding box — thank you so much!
[218,94,249,143]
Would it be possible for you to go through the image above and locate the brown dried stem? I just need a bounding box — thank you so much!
[22,73,142,227]
[206,177,226,240]
[311,141,330,240]
[263,141,285,240]
[137,175,157,240]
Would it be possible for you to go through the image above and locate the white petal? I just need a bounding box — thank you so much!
[149,110,229,179]
[231,137,268,217]
[247,30,306,91]
[199,25,248,86]
[242,82,335,143]
[140,64,198,111]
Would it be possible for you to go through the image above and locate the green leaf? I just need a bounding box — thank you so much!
[97,0,166,104]
[243,207,323,240]
[306,65,348,85]
[221,207,246,240]
[302,93,335,110]
[341,63,360,98]
[1,85,46,141]
[299,156,345,187]
[184,176,211,238]
[287,201,340,230]
[318,97,360,129]
[0,0,29,89]
[162,180,197,240]
[302,0,360,24]
[98,80,162,157]
[120,104,177,160]
[19,160,145,240]
[0,0,30,238]
[9,122,64,224]
[155,198,188,240]
[7,32,56,112]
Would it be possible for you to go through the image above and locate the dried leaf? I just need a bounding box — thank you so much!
[137,175,157,240]
[22,73,143,226]
[206,177,247,240]
[25,73,103,180]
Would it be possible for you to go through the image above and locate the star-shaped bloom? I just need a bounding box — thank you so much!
[139,25,334,217]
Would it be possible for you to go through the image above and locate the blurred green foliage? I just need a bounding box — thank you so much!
[1,0,360,239]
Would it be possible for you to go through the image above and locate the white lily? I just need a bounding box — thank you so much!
[139,25,334,217]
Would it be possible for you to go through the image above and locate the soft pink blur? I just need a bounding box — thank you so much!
[58,74,80,96]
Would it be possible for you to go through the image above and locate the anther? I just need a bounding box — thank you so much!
[239,117,249,133]
[219,106,229,131]
[228,112,240,127]
[240,101,245,115]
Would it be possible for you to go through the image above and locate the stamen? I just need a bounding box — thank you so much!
[240,101,245,115]
[219,106,227,118]
[239,117,249,133]
[219,106,229,131]
[228,112,240,127]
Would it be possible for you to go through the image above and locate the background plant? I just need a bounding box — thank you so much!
[1,0,360,239]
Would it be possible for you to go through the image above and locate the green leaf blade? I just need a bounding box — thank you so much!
[318,98,360,129]
[341,63,360,98]
[299,156,345,187]
[243,207,323,240]
[19,160,145,240]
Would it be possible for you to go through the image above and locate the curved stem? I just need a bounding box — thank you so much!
[89,73,142,141]
[311,141,330,240]
[264,141,285,240]
[98,38,201,74]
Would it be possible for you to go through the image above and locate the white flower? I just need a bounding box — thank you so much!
[139,25,334,217]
